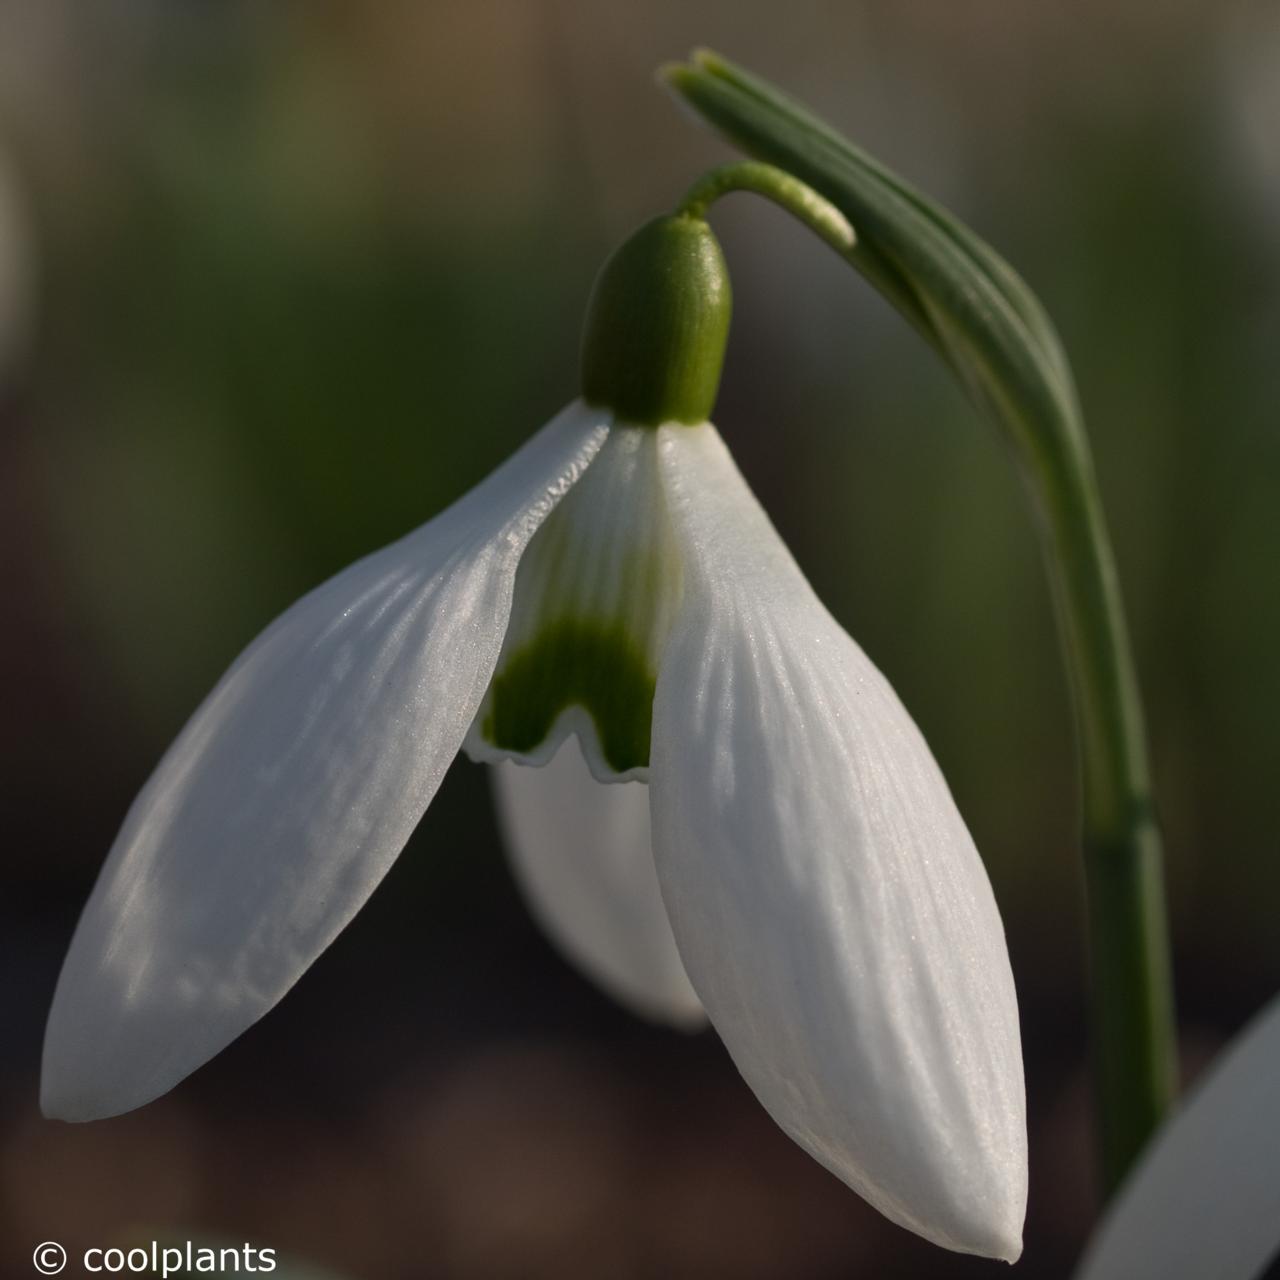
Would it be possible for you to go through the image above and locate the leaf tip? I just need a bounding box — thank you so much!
[655,60,692,92]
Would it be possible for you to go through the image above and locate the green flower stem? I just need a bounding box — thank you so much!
[677,161,857,259]
[664,49,1177,1194]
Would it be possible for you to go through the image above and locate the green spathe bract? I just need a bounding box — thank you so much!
[581,215,731,426]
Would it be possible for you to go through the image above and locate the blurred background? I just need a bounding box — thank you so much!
[2,2,1278,1276]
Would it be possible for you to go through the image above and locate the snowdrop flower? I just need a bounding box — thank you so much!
[1076,994,1280,1280]
[43,213,1026,1259]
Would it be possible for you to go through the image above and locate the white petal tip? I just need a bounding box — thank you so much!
[621,991,707,1034]
[40,1099,95,1125]
[670,1007,709,1034]
[39,1055,164,1124]
[966,1202,1025,1262]
[874,1158,1025,1262]
[41,993,192,1124]
[984,1225,1025,1265]
[915,1215,1022,1263]
[917,1148,1027,1261]
[40,1080,123,1124]
[962,1171,1026,1262]
[565,961,706,1034]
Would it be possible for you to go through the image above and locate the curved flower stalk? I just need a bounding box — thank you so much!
[43,209,1026,1258]
[1075,994,1280,1280]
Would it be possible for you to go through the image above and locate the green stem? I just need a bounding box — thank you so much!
[665,50,1177,1195]
[1039,426,1178,1192]
[677,161,857,259]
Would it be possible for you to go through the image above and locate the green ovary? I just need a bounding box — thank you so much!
[481,617,656,774]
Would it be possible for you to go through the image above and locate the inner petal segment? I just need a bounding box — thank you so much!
[464,424,682,782]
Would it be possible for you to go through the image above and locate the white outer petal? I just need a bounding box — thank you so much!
[1076,995,1280,1280]
[649,423,1026,1260]
[492,737,703,1029]
[42,401,609,1122]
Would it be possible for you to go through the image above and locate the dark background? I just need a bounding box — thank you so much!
[2,3,1278,1277]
